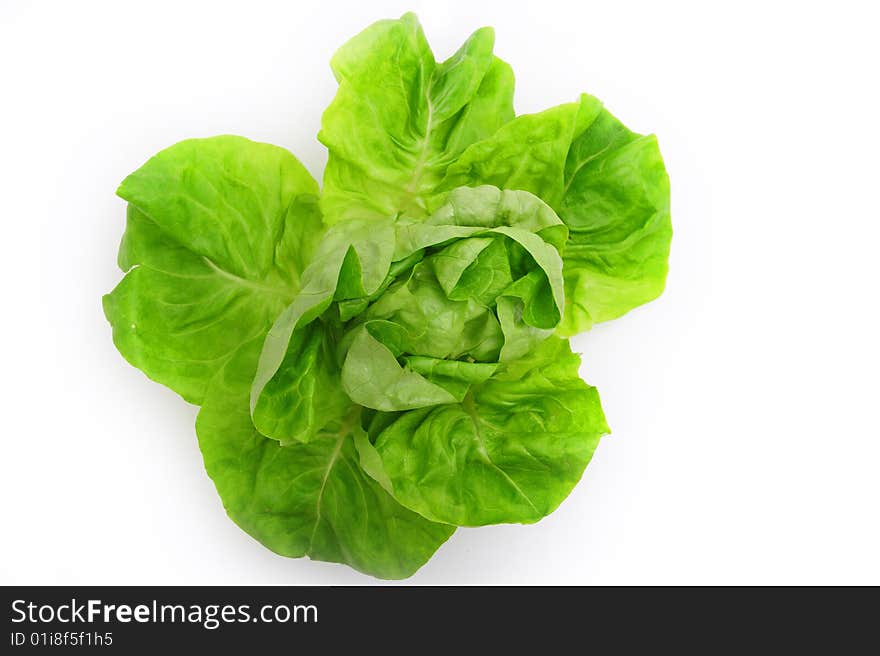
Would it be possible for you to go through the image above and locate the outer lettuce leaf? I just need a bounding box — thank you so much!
[439,100,586,207]
[559,109,671,333]
[359,337,609,526]
[103,136,322,403]
[197,340,454,580]
[319,12,515,224]
[437,94,672,335]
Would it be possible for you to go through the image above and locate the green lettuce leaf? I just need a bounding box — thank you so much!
[341,186,566,412]
[249,218,395,442]
[319,12,515,224]
[103,135,322,403]
[359,337,609,525]
[438,94,672,335]
[559,107,671,333]
[248,320,351,446]
[252,185,567,437]
[197,340,454,580]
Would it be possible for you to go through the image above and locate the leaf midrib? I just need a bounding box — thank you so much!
[307,433,346,553]
[201,256,295,300]
[402,97,436,202]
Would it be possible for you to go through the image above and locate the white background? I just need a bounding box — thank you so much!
[2,0,878,585]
